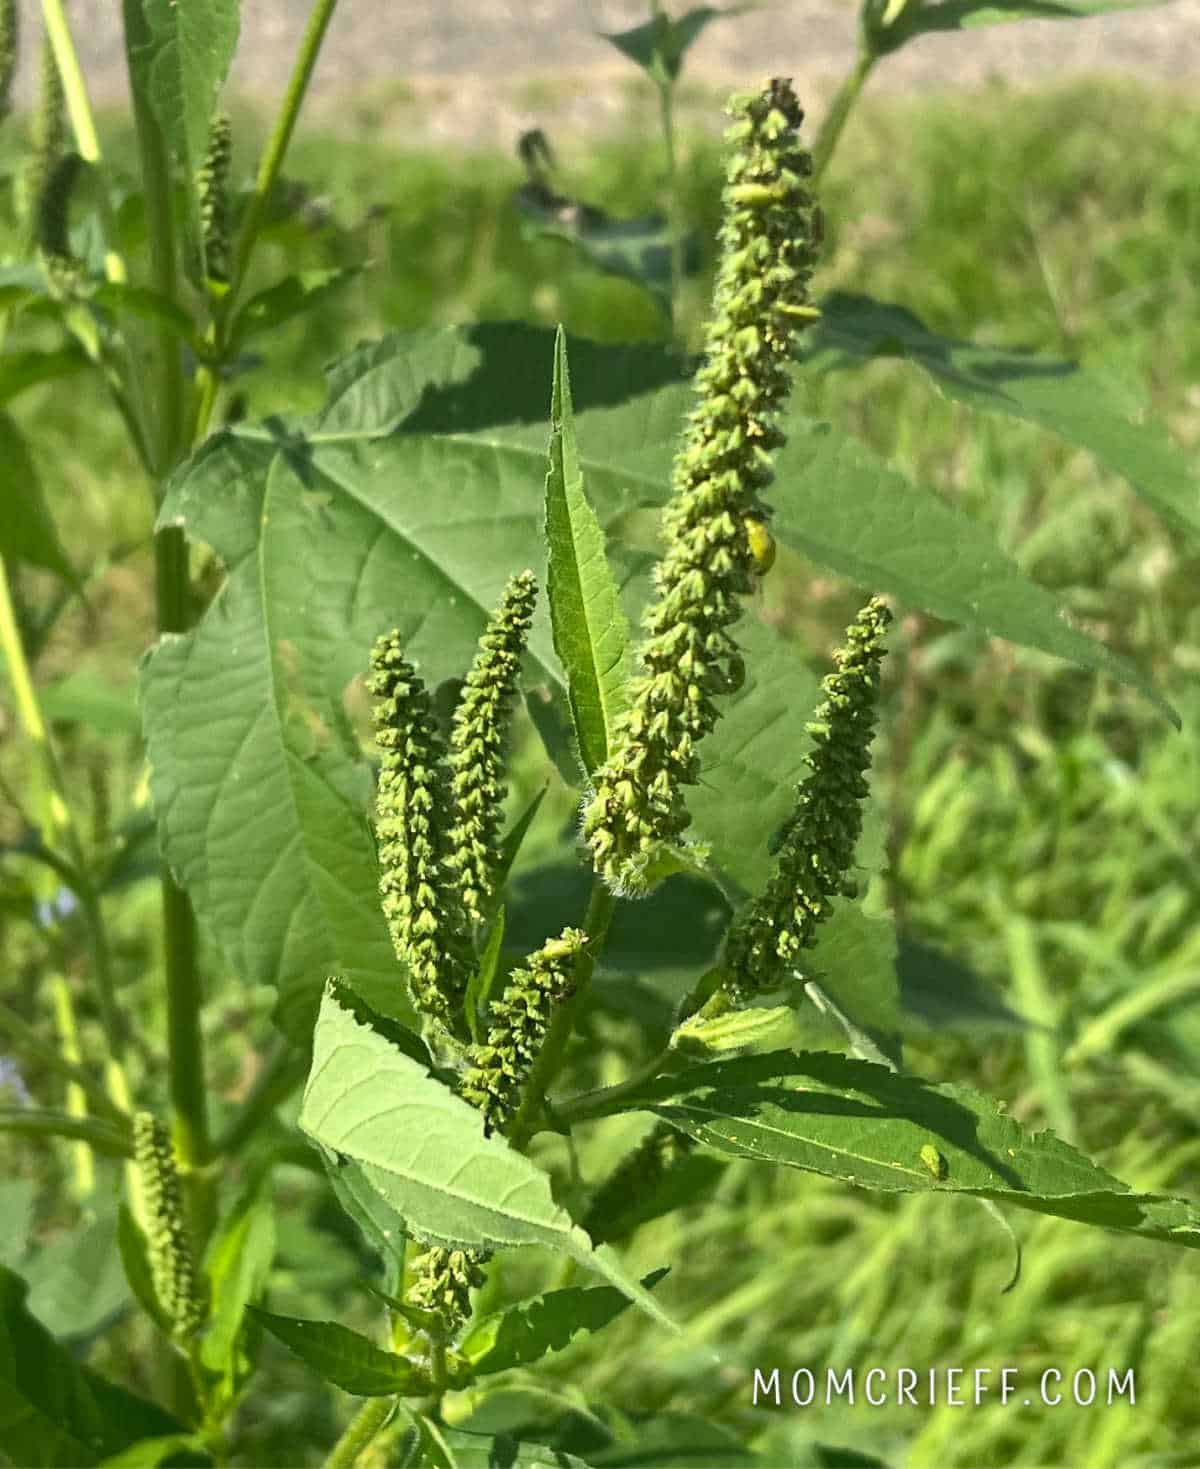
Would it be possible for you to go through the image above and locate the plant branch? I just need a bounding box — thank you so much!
[229,0,341,308]
[0,1106,132,1155]
[324,1396,395,1469]
[811,49,876,183]
[0,999,128,1123]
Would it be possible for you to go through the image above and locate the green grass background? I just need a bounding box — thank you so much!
[3,73,1200,1467]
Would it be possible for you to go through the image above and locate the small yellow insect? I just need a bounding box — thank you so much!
[743,515,776,577]
[920,1144,948,1181]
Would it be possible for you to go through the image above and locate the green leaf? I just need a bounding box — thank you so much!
[300,989,681,1338]
[768,414,1177,729]
[0,1264,183,1467]
[604,1049,1200,1249]
[587,1413,764,1466]
[97,1435,210,1468]
[200,1191,275,1379]
[126,0,239,221]
[544,327,631,776]
[868,0,1172,56]
[812,292,1200,546]
[466,905,507,1044]
[41,671,140,736]
[402,1419,595,1469]
[0,412,76,583]
[229,270,358,350]
[0,348,89,405]
[23,1208,129,1342]
[89,284,198,348]
[460,1269,667,1377]
[599,8,733,83]
[323,1150,407,1293]
[248,1306,433,1397]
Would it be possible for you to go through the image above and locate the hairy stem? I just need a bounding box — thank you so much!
[324,1397,395,1469]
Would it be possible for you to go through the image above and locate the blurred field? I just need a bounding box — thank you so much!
[3,72,1200,1467]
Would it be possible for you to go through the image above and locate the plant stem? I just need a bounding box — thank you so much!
[0,1106,132,1155]
[810,50,876,183]
[324,1397,395,1469]
[656,73,685,337]
[49,973,95,1198]
[507,880,616,1151]
[122,2,214,1242]
[230,0,341,308]
[555,1043,674,1127]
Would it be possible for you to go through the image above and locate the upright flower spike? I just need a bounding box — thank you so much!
[446,571,539,926]
[368,632,472,1030]
[133,1112,204,1338]
[197,114,233,289]
[582,78,822,895]
[459,927,587,1134]
[22,33,66,246]
[723,596,892,1001]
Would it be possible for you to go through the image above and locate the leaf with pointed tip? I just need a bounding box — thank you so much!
[0,1264,184,1466]
[601,1049,1200,1249]
[544,328,631,775]
[248,1307,433,1396]
[299,989,680,1338]
[811,291,1200,546]
[461,1269,668,1376]
[0,413,77,584]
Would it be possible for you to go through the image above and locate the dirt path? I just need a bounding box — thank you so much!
[15,0,1200,147]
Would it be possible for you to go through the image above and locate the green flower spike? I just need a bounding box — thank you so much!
[407,1245,488,1337]
[198,114,233,289]
[459,927,588,1134]
[0,0,18,123]
[133,1112,204,1338]
[446,571,539,926]
[723,596,892,1001]
[582,78,822,895]
[22,33,66,246]
[368,632,472,1030]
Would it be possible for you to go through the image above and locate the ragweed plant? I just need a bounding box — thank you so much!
[2,0,1197,1460]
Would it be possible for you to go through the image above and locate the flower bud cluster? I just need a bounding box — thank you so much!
[724,597,891,1000]
[198,114,233,288]
[459,927,587,1133]
[583,78,822,896]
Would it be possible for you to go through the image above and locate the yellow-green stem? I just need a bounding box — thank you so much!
[49,973,94,1198]
[811,49,876,182]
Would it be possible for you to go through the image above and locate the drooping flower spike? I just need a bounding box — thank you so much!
[723,596,892,1001]
[583,77,823,895]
